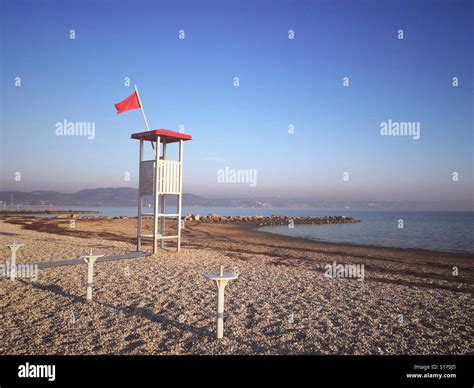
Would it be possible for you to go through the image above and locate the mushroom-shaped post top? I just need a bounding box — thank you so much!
[205,265,239,285]
[5,240,25,249]
[205,272,239,282]
[80,254,105,262]
[80,248,104,263]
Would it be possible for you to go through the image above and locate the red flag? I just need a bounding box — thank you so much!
[115,91,141,114]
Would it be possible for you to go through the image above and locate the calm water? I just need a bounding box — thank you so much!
[4,205,473,253]
[260,210,474,254]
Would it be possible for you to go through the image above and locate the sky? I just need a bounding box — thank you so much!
[0,0,472,210]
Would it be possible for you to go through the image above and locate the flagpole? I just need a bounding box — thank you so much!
[134,85,150,131]
[134,85,154,150]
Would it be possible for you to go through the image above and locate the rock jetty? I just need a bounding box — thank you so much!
[183,213,359,226]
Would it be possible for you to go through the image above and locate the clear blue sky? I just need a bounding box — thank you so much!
[0,0,472,209]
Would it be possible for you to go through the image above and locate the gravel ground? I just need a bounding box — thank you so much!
[0,217,472,355]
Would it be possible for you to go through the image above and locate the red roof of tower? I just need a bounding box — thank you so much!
[131,129,192,143]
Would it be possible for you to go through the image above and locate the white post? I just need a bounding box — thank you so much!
[177,140,184,252]
[10,247,18,281]
[81,251,103,301]
[205,266,239,340]
[86,258,96,301]
[160,141,167,249]
[217,281,226,338]
[6,241,24,281]
[137,139,144,251]
[153,136,161,254]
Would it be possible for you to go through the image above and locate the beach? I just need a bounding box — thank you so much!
[0,216,472,355]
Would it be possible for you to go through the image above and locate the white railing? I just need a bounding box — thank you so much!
[158,160,181,194]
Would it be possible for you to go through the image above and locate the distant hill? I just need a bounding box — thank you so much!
[0,188,222,207]
[0,188,444,210]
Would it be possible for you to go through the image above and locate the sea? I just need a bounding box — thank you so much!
[3,205,473,253]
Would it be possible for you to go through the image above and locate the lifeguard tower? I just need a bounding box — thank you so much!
[131,129,192,254]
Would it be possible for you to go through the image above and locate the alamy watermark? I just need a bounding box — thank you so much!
[217,167,257,187]
[18,363,55,382]
[380,119,420,140]
[1,262,38,281]
[55,119,96,140]
[324,261,365,281]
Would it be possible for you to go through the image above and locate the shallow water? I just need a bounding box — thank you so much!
[260,210,474,253]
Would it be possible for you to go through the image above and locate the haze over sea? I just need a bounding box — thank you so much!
[6,205,473,253]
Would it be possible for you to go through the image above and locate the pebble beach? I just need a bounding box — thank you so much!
[0,216,472,355]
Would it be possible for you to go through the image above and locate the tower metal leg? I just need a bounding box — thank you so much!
[153,136,161,254]
[137,140,144,251]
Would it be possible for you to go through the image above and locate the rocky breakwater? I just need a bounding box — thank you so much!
[183,213,359,226]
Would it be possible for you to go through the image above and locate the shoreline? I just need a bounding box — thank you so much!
[0,213,474,260]
[5,216,470,291]
[256,226,474,256]
[0,206,474,254]
[227,220,474,258]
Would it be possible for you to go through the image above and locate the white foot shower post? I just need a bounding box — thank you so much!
[81,250,104,301]
[5,240,24,281]
[205,266,239,339]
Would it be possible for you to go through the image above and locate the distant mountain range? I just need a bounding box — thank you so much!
[0,188,451,210]
[0,188,265,207]
[0,188,211,207]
